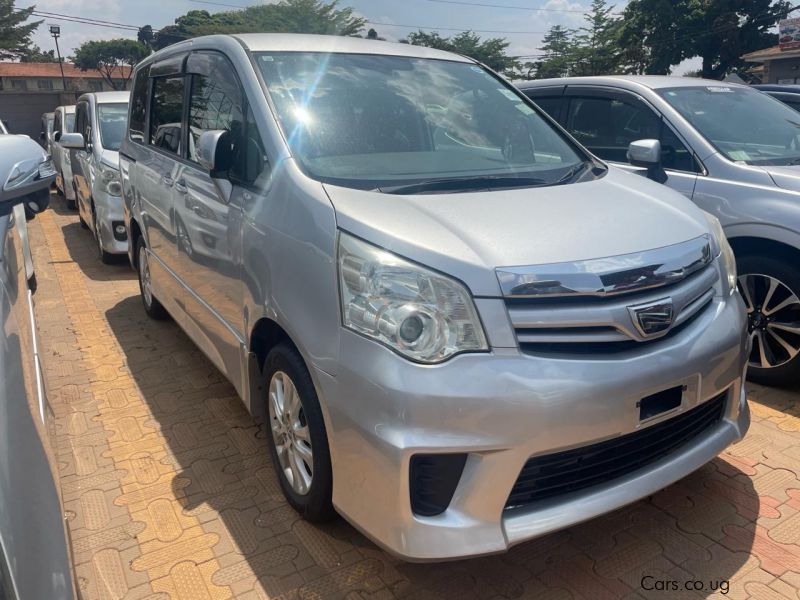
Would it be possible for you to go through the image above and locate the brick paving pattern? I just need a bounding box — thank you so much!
[29,198,800,599]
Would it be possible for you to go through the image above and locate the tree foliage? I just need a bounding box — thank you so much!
[0,0,41,60]
[71,39,150,90]
[21,44,58,63]
[146,0,365,50]
[621,0,793,78]
[404,30,520,75]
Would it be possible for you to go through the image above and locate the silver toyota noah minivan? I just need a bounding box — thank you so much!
[120,34,750,561]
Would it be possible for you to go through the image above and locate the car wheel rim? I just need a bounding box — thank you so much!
[139,246,153,307]
[738,273,800,369]
[268,370,313,495]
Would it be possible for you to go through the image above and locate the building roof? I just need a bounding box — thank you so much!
[0,62,131,79]
[742,45,800,62]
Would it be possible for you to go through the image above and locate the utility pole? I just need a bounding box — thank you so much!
[49,25,68,94]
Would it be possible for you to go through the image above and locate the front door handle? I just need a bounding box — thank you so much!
[174,179,187,194]
[162,176,174,187]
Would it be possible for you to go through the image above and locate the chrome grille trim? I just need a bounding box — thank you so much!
[506,264,718,345]
[496,235,713,299]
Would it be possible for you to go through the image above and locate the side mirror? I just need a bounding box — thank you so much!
[0,136,55,217]
[59,132,86,150]
[627,139,666,183]
[197,130,234,176]
[197,130,234,202]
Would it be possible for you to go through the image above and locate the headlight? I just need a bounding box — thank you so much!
[98,162,122,196]
[703,212,736,294]
[337,232,488,363]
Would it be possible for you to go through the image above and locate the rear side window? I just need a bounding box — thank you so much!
[150,76,185,155]
[129,65,150,143]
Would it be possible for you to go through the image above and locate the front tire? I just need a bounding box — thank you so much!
[135,237,168,320]
[263,343,334,522]
[737,253,800,386]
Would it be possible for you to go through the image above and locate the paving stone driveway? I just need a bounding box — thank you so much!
[29,197,800,599]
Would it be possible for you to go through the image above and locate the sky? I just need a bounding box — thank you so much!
[20,0,703,73]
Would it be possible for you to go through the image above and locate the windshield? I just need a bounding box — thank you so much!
[65,113,76,133]
[255,52,592,192]
[97,103,128,151]
[658,86,800,166]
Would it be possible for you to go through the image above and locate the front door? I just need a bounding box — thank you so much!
[562,87,700,198]
[175,50,249,379]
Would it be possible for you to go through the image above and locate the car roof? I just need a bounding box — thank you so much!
[145,33,474,65]
[753,84,800,93]
[80,91,130,104]
[516,75,751,91]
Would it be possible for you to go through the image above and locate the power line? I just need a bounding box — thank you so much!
[425,0,596,14]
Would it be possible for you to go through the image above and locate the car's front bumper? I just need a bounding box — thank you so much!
[314,293,749,561]
[92,187,128,255]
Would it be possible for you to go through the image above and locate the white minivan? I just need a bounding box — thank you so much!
[60,91,130,263]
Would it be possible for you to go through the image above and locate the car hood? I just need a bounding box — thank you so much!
[761,165,800,192]
[324,167,711,297]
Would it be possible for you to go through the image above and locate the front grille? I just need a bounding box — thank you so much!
[505,392,727,509]
[505,264,717,353]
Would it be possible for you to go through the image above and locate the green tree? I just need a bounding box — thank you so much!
[151,0,365,50]
[572,0,623,75]
[21,44,58,62]
[0,0,41,60]
[404,30,520,75]
[532,25,577,79]
[621,0,793,78]
[72,39,150,90]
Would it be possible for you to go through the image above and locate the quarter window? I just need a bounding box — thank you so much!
[129,65,150,143]
[230,105,268,187]
[527,95,562,121]
[150,76,185,155]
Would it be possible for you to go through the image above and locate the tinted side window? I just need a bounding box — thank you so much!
[230,105,268,187]
[187,53,244,164]
[129,65,150,143]
[565,96,661,162]
[74,104,88,142]
[528,96,561,121]
[150,76,185,155]
[660,125,699,173]
[54,111,62,136]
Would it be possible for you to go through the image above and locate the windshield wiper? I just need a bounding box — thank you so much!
[377,175,549,195]
[555,160,593,184]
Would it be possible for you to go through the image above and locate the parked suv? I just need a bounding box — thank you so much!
[520,76,800,385]
[60,91,129,263]
[752,84,800,112]
[121,35,749,561]
[51,105,77,209]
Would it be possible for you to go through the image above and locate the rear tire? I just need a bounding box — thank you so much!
[135,237,168,320]
[67,181,76,210]
[262,343,335,522]
[737,253,800,386]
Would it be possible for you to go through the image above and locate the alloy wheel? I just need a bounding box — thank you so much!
[138,245,153,308]
[94,214,104,258]
[268,370,313,495]
[738,273,800,369]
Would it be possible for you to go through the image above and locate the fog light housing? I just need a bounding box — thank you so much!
[409,453,468,517]
[112,221,127,241]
